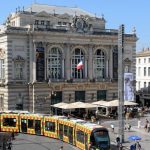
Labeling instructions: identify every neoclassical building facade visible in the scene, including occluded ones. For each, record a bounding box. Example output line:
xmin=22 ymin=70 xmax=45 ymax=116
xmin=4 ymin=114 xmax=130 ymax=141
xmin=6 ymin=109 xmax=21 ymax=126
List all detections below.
xmin=0 ymin=4 xmax=137 ymax=113
xmin=136 ymin=48 xmax=150 ymax=106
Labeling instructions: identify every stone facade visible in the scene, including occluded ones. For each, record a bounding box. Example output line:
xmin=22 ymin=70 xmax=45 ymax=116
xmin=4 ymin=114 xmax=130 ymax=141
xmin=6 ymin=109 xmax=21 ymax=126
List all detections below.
xmin=0 ymin=4 xmax=137 ymax=113
xmin=136 ymin=48 xmax=150 ymax=106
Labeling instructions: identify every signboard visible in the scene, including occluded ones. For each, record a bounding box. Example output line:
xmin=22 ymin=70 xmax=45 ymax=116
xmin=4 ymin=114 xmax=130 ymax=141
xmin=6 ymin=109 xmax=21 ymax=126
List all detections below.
xmin=36 ymin=47 xmax=45 ymax=81
xmin=124 ymin=73 xmax=134 ymax=101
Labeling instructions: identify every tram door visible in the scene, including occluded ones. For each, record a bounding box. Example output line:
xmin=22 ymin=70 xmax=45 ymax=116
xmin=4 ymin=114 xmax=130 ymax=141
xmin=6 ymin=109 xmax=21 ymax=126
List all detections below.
xmin=59 ymin=124 xmax=63 ymax=140
xmin=35 ymin=120 xmax=41 ymax=135
xmin=21 ymin=119 xmax=27 ymax=133
xmin=69 ymin=127 xmax=73 ymax=144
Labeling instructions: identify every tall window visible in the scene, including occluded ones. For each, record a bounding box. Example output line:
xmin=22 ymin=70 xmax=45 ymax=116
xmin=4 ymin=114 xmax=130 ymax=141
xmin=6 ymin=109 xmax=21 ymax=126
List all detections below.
xmin=47 ymin=47 xmax=62 ymax=79
xmin=148 ymin=82 xmax=150 ymax=92
xmin=138 ymin=59 xmax=141 ymax=64
xmin=144 ymin=82 xmax=147 ymax=88
xmin=138 ymin=82 xmax=141 ymax=90
xmin=35 ymin=20 xmax=39 ymax=25
xmin=0 ymin=59 xmax=5 ymax=79
xmin=138 ymin=67 xmax=141 ymax=76
xmin=94 ymin=49 xmax=105 ymax=79
xmin=71 ymin=48 xmax=84 ymax=79
xmin=144 ymin=58 xmax=146 ymax=63
xmin=148 ymin=67 xmax=150 ymax=76
xmin=15 ymin=62 xmax=24 ymax=79
xmin=75 ymin=91 xmax=85 ymax=102
xmin=97 ymin=90 xmax=107 ymax=100
xmin=14 ymin=56 xmax=25 ymax=80
xmin=144 ymin=67 xmax=146 ymax=76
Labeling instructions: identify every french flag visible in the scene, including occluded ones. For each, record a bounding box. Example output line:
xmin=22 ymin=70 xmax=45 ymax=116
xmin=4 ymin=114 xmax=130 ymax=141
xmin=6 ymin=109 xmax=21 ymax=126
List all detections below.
xmin=76 ymin=60 xmax=83 ymax=70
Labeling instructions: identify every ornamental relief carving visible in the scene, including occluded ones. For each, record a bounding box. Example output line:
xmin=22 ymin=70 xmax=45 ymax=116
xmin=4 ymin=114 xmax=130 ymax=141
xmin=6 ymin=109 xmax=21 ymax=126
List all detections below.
xmin=0 ymin=48 xmax=5 ymax=59
xmin=71 ymin=16 xmax=89 ymax=32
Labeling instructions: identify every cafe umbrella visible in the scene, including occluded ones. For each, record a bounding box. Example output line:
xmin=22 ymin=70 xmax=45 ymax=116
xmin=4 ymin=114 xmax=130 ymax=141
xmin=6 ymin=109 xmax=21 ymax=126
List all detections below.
xmin=128 ymin=135 xmax=141 ymax=141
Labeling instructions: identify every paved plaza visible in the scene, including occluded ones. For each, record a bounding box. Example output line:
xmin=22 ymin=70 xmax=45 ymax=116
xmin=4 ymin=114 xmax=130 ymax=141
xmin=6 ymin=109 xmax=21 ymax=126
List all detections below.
xmin=11 ymin=134 xmax=78 ymax=150
xmin=6 ymin=114 xmax=149 ymax=150
xmin=101 ymin=114 xmax=150 ymax=150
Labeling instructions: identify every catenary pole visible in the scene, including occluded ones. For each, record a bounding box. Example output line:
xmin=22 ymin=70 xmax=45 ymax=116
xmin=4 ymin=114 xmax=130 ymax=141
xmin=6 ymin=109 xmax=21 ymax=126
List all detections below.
xmin=118 ymin=24 xmax=124 ymax=143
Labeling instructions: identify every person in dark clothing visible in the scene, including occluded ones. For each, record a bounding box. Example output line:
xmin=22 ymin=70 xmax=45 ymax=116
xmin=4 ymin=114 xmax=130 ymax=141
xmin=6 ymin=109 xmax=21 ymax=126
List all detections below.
xmin=130 ymin=144 xmax=136 ymax=150
xmin=7 ymin=142 xmax=12 ymax=150
xmin=11 ymin=132 xmax=15 ymax=140
xmin=116 ymin=136 xmax=120 ymax=147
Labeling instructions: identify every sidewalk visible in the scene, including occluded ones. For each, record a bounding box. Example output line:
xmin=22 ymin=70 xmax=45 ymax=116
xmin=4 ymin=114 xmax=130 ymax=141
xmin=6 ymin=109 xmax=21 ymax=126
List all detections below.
xmin=109 ymin=126 xmax=150 ymax=150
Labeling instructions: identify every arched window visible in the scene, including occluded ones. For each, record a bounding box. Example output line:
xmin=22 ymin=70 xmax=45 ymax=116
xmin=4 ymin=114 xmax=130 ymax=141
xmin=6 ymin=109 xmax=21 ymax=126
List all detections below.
xmin=71 ymin=48 xmax=84 ymax=79
xmin=47 ymin=47 xmax=62 ymax=79
xmin=94 ymin=49 xmax=105 ymax=79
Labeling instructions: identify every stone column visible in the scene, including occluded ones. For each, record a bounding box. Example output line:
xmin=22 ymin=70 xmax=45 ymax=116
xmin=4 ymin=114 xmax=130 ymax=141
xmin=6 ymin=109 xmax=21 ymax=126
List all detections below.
xmin=109 ymin=48 xmax=113 ymax=79
xmin=85 ymin=57 xmax=88 ymax=78
xmin=43 ymin=42 xmax=47 ymax=80
xmin=106 ymin=59 xmax=109 ymax=78
xmin=88 ymin=45 xmax=93 ymax=80
xmin=33 ymin=42 xmax=37 ymax=82
xmin=62 ymin=54 xmax=65 ymax=78
xmin=65 ymin=44 xmax=71 ymax=80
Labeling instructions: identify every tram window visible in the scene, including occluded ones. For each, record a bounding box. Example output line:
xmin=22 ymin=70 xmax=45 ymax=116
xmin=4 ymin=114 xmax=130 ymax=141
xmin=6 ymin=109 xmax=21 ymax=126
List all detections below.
xmin=3 ymin=118 xmax=16 ymax=127
xmin=69 ymin=126 xmax=73 ymax=134
xmin=59 ymin=124 xmax=63 ymax=134
xmin=76 ymin=130 xmax=84 ymax=144
xmin=21 ymin=119 xmax=27 ymax=123
xmin=93 ymin=130 xmax=110 ymax=148
xmin=28 ymin=119 xmax=34 ymax=128
xmin=64 ymin=125 xmax=68 ymax=136
xmin=45 ymin=121 xmax=55 ymax=132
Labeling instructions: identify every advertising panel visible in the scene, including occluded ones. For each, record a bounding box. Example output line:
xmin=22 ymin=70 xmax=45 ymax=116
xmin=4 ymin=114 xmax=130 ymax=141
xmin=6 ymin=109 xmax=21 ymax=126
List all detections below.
xmin=124 ymin=73 xmax=134 ymax=101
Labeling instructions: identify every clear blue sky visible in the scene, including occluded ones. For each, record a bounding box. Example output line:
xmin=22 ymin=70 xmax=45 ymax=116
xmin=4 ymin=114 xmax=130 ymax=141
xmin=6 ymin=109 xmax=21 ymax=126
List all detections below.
xmin=1 ymin=0 xmax=150 ymax=51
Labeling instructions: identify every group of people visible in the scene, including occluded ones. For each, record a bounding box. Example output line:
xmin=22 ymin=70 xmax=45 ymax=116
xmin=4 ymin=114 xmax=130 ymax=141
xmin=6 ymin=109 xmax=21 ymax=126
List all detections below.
xmin=130 ymin=141 xmax=141 ymax=150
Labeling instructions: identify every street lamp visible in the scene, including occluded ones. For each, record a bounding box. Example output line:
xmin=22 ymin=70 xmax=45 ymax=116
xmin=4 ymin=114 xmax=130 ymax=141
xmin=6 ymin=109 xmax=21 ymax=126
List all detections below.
xmin=118 ymin=24 xmax=125 ymax=143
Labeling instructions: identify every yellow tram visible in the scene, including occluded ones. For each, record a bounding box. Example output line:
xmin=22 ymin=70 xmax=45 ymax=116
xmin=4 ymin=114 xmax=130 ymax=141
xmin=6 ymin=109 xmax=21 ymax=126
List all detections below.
xmin=19 ymin=113 xmax=43 ymax=135
xmin=0 ymin=113 xmax=19 ymax=133
xmin=0 ymin=112 xmax=111 ymax=150
xmin=43 ymin=115 xmax=63 ymax=139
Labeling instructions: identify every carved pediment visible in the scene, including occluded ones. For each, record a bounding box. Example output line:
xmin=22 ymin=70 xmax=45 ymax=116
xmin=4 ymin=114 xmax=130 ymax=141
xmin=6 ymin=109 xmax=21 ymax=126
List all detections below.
xmin=13 ymin=55 xmax=25 ymax=62
xmin=124 ymin=58 xmax=131 ymax=64
xmin=35 ymin=11 xmax=50 ymax=17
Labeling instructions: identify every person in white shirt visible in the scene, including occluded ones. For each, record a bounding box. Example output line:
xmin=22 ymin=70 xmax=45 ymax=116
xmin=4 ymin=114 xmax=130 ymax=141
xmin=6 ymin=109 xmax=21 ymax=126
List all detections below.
xmin=138 ymin=119 xmax=141 ymax=128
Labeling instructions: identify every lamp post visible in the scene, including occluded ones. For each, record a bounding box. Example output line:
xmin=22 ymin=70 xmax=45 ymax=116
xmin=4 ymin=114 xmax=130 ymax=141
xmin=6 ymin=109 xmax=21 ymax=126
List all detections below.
xmin=118 ymin=24 xmax=124 ymax=143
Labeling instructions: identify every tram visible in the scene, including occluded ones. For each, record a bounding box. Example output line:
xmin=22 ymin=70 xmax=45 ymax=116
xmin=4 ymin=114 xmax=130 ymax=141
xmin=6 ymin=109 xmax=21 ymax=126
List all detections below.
xmin=0 ymin=112 xmax=111 ymax=150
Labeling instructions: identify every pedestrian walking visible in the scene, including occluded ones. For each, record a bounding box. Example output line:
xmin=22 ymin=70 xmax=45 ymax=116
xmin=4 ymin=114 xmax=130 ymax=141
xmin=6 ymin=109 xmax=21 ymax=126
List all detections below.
xmin=7 ymin=142 xmax=12 ymax=150
xmin=116 ymin=136 xmax=120 ymax=147
xmin=138 ymin=118 xmax=141 ymax=128
xmin=127 ymin=123 xmax=131 ymax=131
xmin=11 ymin=131 xmax=15 ymax=140
xmin=147 ymin=121 xmax=150 ymax=132
xmin=144 ymin=119 xmax=149 ymax=131
xmin=110 ymin=124 xmax=114 ymax=132
xmin=119 ymin=143 xmax=123 ymax=150
xmin=136 ymin=142 xmax=141 ymax=150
